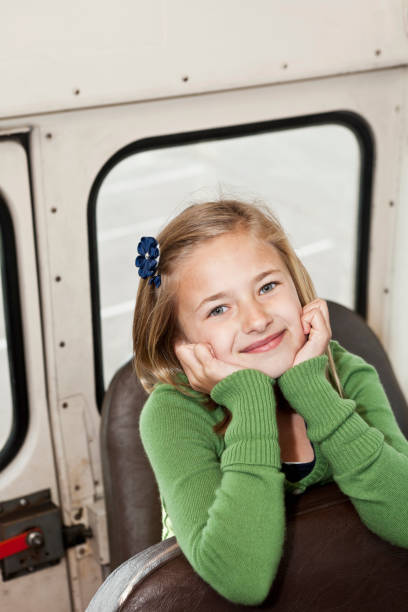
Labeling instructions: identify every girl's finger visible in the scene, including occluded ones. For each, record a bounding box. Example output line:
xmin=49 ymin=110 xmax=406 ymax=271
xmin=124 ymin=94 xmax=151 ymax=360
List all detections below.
xmin=193 ymin=343 xmax=215 ymax=367
xmin=316 ymin=300 xmax=331 ymax=333
xmin=303 ymin=298 xmax=329 ymax=318
xmin=175 ymin=342 xmax=202 ymax=371
xmin=303 ymin=299 xmax=332 ymax=335
xmin=174 ymin=339 xmax=187 ymax=357
xmin=174 ymin=345 xmax=206 ymax=391
xmin=174 ymin=341 xmax=188 ymax=362
xmin=301 ymin=307 xmax=330 ymax=334
xmin=303 ymin=313 xmax=331 ymax=343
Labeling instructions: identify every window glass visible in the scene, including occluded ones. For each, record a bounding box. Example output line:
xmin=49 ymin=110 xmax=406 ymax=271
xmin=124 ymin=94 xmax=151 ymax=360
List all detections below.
xmin=0 ymin=231 xmax=13 ymax=450
xmin=96 ymin=124 xmax=360 ymax=387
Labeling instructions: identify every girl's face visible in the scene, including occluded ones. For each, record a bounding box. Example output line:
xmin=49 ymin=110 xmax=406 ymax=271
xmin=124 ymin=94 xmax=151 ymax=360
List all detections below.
xmin=175 ymin=230 xmax=307 ymax=379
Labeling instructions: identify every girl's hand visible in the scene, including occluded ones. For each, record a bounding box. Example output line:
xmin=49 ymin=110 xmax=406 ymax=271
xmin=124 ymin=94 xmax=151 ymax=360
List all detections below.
xmin=174 ymin=341 xmax=244 ymax=395
xmin=292 ymin=298 xmax=332 ymax=367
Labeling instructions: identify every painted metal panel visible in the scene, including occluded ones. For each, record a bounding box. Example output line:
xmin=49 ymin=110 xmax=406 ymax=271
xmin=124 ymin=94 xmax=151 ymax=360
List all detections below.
xmin=1 ymin=1 xmax=408 ymax=118
xmin=0 ymin=141 xmax=71 ymax=611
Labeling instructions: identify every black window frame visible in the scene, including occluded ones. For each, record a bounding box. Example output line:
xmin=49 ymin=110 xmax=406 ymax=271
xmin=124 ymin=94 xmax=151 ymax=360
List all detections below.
xmin=0 ymin=194 xmax=29 ymax=470
xmin=88 ymin=110 xmax=375 ymax=408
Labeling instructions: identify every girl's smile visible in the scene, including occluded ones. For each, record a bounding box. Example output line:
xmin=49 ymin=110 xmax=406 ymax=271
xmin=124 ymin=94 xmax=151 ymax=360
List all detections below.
xmin=240 ymin=329 xmax=286 ymax=353
xmin=174 ymin=230 xmax=307 ymax=380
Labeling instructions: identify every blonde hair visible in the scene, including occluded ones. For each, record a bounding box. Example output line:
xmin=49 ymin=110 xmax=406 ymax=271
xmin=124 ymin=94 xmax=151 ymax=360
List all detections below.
xmin=133 ymin=199 xmax=344 ymax=435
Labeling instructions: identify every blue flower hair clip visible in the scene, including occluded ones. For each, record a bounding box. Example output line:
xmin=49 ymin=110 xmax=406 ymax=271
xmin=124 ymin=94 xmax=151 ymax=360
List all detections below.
xmin=135 ymin=236 xmax=161 ymax=288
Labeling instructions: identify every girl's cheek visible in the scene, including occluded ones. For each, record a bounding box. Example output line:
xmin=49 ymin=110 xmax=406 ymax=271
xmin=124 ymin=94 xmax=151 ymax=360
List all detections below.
xmin=216 ymin=337 xmax=234 ymax=361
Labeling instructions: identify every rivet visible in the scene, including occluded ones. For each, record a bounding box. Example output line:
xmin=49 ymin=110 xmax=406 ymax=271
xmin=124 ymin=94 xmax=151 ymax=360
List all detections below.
xmin=20 ymin=498 xmax=28 ymax=507
xmin=62 ymin=402 xmax=68 ymax=409
xmin=73 ymin=88 xmax=80 ymax=95
xmin=45 ymin=133 xmax=52 ymax=139
xmin=59 ymin=341 xmax=66 ymax=347
xmin=55 ymin=276 xmax=61 ymax=282
xmin=182 ymin=75 xmax=189 ymax=82
xmin=51 ymin=207 xmax=57 ymax=213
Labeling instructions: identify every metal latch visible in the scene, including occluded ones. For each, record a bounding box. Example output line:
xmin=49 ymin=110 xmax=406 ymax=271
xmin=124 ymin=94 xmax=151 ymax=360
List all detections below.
xmin=0 ymin=488 xmax=92 ymax=581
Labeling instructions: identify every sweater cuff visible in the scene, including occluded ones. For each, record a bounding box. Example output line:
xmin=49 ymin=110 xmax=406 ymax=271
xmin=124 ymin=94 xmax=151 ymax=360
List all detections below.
xmin=211 ymin=368 xmax=276 ymax=407
xmin=211 ymin=369 xmax=281 ymax=469
xmin=278 ymin=355 xmax=355 ymax=443
xmin=320 ymin=413 xmax=384 ymax=475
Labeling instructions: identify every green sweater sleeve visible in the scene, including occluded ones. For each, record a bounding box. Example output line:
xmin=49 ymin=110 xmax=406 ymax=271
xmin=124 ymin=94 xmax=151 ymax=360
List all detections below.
xmin=139 ymin=369 xmax=286 ymax=606
xmin=278 ymin=341 xmax=408 ymax=549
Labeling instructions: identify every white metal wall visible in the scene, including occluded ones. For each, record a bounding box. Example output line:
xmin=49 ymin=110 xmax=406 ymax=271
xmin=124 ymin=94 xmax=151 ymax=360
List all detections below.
xmin=0 ymin=1 xmax=408 ymax=118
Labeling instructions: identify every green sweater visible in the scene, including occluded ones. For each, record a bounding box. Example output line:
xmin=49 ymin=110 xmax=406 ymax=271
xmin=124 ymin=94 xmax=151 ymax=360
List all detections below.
xmin=139 ymin=340 xmax=408 ymax=605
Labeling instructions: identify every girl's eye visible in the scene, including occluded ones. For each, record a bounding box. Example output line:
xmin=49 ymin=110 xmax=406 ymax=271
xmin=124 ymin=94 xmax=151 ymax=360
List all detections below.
xmin=209 ymin=305 xmax=227 ymax=317
xmin=260 ymin=281 xmax=278 ymax=295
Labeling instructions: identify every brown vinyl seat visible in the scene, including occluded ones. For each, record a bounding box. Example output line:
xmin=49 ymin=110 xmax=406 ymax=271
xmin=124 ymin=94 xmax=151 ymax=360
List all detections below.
xmin=89 ymin=300 xmax=408 ymax=611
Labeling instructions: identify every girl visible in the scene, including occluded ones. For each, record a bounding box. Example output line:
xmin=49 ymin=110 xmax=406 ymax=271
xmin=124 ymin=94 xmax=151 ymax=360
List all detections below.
xmin=134 ymin=199 xmax=408 ymax=606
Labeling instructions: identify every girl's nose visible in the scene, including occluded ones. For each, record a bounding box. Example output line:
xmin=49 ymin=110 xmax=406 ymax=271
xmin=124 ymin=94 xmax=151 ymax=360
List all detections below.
xmin=241 ymin=300 xmax=272 ymax=334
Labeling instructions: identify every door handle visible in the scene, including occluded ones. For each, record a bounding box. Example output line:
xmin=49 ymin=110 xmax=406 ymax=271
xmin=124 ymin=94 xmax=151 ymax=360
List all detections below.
xmin=0 ymin=528 xmax=43 ymax=560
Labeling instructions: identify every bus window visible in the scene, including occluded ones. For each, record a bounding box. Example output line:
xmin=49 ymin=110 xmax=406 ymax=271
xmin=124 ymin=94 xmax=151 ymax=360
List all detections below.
xmin=0 ymin=231 xmax=12 ymax=451
xmin=0 ymin=196 xmax=29 ymax=468
xmin=94 ymin=120 xmax=362 ymax=396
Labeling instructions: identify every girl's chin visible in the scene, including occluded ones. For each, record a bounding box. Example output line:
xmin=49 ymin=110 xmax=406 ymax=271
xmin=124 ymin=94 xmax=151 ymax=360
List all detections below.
xmin=254 ymin=366 xmax=286 ymax=379
xmin=234 ymin=355 xmax=294 ymax=378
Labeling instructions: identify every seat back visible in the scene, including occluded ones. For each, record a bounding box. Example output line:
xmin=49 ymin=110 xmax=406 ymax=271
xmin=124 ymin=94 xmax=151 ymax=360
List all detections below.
xmin=101 ymin=300 xmax=408 ymax=569
xmin=100 ymin=362 xmax=154 ymax=568
xmin=88 ymin=483 xmax=408 ymax=611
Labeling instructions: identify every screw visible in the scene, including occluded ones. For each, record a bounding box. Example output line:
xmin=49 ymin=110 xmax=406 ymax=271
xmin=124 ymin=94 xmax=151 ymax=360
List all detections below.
xmin=62 ymin=402 xmax=68 ymax=409
xmin=46 ymin=133 xmax=52 ymax=139
xmin=59 ymin=341 xmax=65 ymax=347
xmin=182 ymin=75 xmax=189 ymax=82
xmin=55 ymin=276 xmax=61 ymax=282
xmin=375 ymin=49 xmax=381 ymax=56
xmin=20 ymin=498 xmax=28 ymax=507
xmin=26 ymin=531 xmax=44 ymax=549
xmin=389 ymin=200 xmax=394 ymax=207
xmin=73 ymin=88 xmax=80 ymax=95
xmin=384 ymin=288 xmax=389 ymax=294
xmin=282 ymin=63 xmax=288 ymax=69
xmin=51 ymin=207 xmax=57 ymax=213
